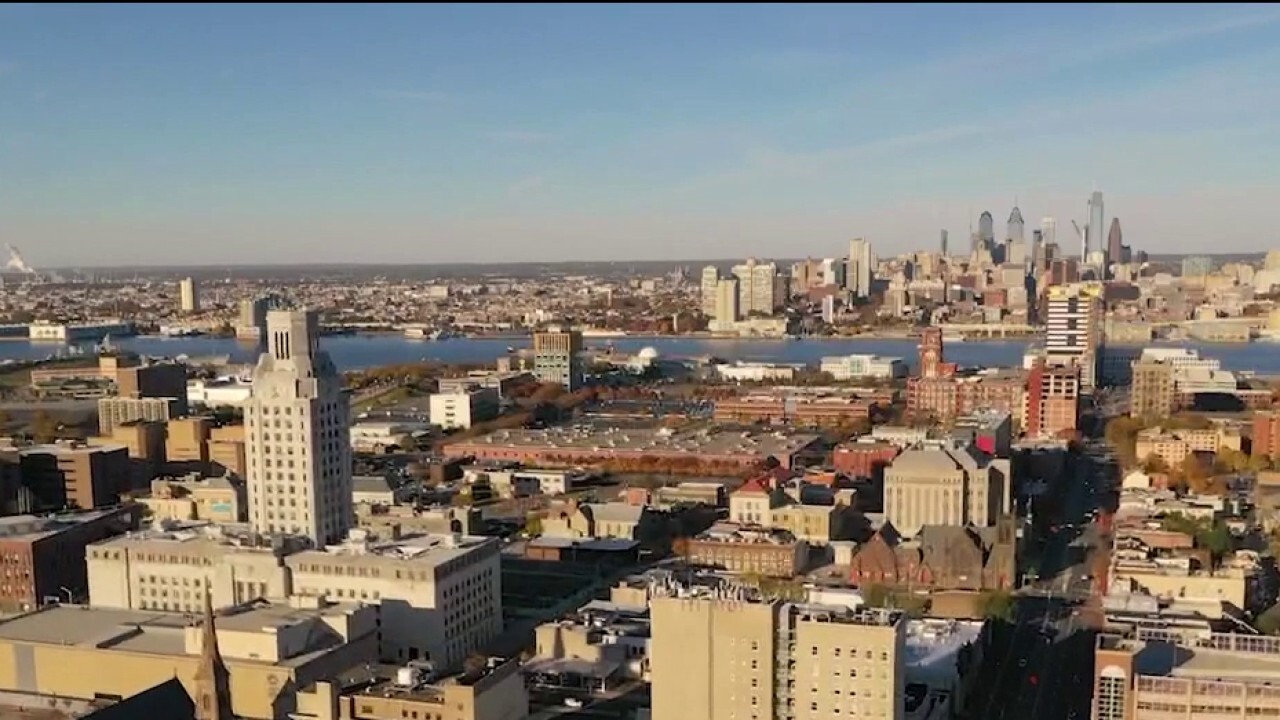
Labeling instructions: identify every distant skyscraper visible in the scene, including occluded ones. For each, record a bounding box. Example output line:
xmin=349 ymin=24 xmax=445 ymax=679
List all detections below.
xmin=1007 ymin=206 xmax=1025 ymax=243
xmin=732 ymin=258 xmax=782 ymax=315
xmin=246 ymin=309 xmax=351 ymax=546
xmin=821 ymin=294 xmax=836 ymax=324
xmin=1088 ymin=190 xmax=1105 ymax=256
xmin=847 ymin=238 xmax=873 ymax=299
xmin=940 ymin=229 xmax=948 ymax=256
xmin=1041 ymin=217 xmax=1057 ymax=247
xmin=978 ymin=212 xmax=995 ymax=249
xmin=1031 ymin=230 xmax=1044 ymax=270
xmin=699 ymin=266 xmax=719 ymax=316
xmin=714 ymin=277 xmax=740 ymax=324
xmin=1107 ymin=218 xmax=1128 ymax=265
xmin=179 ymin=277 xmax=200 ymax=314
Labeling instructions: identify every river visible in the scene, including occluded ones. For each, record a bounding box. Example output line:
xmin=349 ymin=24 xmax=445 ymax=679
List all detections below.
xmin=5 ymin=334 xmax=1280 ymax=375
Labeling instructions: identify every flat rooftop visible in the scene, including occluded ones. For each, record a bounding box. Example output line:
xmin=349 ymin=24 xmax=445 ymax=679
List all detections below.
xmin=0 ymin=508 xmax=127 ymax=541
xmin=455 ymin=425 xmax=821 ymax=456
xmin=0 ymin=602 xmax=358 ymax=668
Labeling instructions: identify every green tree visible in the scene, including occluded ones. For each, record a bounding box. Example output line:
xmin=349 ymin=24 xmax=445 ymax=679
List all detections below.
xmin=861 ymin=584 xmax=890 ymax=608
xmin=977 ymin=589 xmax=1015 ymax=621
xmin=32 ymin=410 xmax=59 ymax=443
xmin=524 ymin=512 xmax=544 ymax=537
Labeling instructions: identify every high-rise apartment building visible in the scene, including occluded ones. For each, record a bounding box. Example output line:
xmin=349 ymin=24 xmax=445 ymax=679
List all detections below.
xmin=1045 ymin=282 xmax=1104 ymax=391
xmin=235 ymin=294 xmax=285 ymax=341
xmin=1253 ymin=411 xmax=1280 ymax=461
xmin=533 ymin=326 xmax=584 ymax=391
xmin=940 ymin=229 xmax=948 ymax=256
xmin=1130 ymin=359 xmax=1176 ymax=420
xmin=699 ymin=265 xmax=719 ymax=316
xmin=651 ymin=589 xmax=906 ymax=720
xmin=847 ymin=238 xmax=873 ymax=299
xmin=179 ymin=277 xmax=200 ymax=313
xmin=731 ymin=258 xmax=782 ymax=314
xmin=713 ymin=277 xmax=740 ymax=325
xmin=245 ymin=309 xmax=352 ymax=546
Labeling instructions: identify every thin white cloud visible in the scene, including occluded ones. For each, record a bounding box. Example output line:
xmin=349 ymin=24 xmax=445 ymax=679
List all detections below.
xmin=482 ymin=129 xmax=559 ymax=145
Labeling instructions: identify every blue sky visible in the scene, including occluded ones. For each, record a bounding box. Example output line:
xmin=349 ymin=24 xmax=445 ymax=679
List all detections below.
xmin=1 ymin=4 xmax=1278 ymax=266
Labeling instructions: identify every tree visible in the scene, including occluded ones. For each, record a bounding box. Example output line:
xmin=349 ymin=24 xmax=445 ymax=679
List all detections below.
xmin=524 ymin=512 xmax=543 ymax=537
xmin=861 ymin=584 xmax=890 ymax=608
xmin=977 ymin=589 xmax=1015 ymax=621
xmin=32 ymin=410 xmax=59 ymax=444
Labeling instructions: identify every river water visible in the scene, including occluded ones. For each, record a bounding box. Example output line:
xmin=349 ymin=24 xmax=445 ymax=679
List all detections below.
xmin=4 ymin=335 xmax=1280 ymax=375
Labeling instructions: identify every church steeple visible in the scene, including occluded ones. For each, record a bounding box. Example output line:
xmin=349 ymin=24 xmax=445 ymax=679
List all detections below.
xmin=193 ymin=590 xmax=233 ymax=720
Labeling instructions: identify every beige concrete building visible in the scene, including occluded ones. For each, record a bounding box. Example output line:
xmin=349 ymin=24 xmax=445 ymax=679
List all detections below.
xmin=97 ymin=396 xmax=180 ymax=435
xmin=293 ymin=656 xmax=527 ymax=720
xmin=1093 ymin=628 xmax=1280 ymax=720
xmin=884 ymin=445 xmax=1006 ymax=537
xmin=429 ymin=388 xmax=499 ymax=430
xmin=208 ymin=423 xmax=247 ymax=478
xmin=355 ymin=503 xmax=481 ymax=537
xmin=650 ymin=589 xmax=905 ymax=720
xmin=179 ymin=276 xmax=199 ymax=313
xmin=167 ymin=416 xmax=211 ymax=465
xmin=96 ymin=419 xmax=167 ymax=484
xmin=14 ymin=440 xmax=131 ymax=511
xmin=1134 ymin=425 xmax=1243 ymax=468
xmin=246 ymin=310 xmax=353 ymax=546
xmin=137 ymin=474 xmax=245 ymax=523
xmin=286 ymin=531 xmax=502 ymax=668
xmin=0 ymin=598 xmax=377 ymax=720
xmin=86 ymin=524 xmax=502 ymax=669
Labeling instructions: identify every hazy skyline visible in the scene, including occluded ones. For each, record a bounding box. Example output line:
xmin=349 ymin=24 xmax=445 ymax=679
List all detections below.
xmin=1 ymin=4 xmax=1278 ymax=266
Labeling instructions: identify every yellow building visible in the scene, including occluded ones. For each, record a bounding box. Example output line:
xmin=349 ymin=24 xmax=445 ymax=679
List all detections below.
xmin=1134 ymin=425 xmax=1243 ymax=468
xmin=0 ymin=598 xmax=377 ymax=719
xmin=167 ymin=416 xmax=211 ymax=465
xmin=650 ymin=590 xmax=905 ymax=720
xmin=293 ymin=657 xmax=528 ymax=720
xmin=208 ymin=424 xmax=247 ymax=478
xmin=137 ymin=474 xmax=245 ymax=523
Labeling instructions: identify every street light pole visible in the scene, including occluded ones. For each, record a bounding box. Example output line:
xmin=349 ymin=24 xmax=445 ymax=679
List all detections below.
xmin=59 ymin=586 xmax=73 ymax=605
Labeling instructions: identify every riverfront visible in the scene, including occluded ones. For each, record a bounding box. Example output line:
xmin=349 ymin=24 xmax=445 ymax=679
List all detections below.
xmin=6 ymin=334 xmax=1280 ymax=375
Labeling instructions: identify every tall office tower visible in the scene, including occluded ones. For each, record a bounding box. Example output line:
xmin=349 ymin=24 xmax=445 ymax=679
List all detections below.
xmin=847 ymin=237 xmax=873 ymax=299
xmin=699 ymin=265 xmax=719 ymax=316
xmin=1041 ymin=216 xmax=1057 ymax=247
xmin=978 ymin=211 xmax=994 ymax=249
xmin=1107 ymin=218 xmax=1130 ymax=265
xmin=1031 ymin=230 xmax=1044 ymax=270
xmin=1088 ymin=190 xmax=1105 ymax=256
xmin=731 ymin=258 xmax=781 ymax=315
xmin=533 ymin=326 xmax=584 ymax=390
xmin=940 ymin=229 xmax=949 ymax=256
xmin=713 ymin=277 xmax=740 ymax=324
xmin=179 ymin=277 xmax=200 ymax=313
xmin=246 ymin=309 xmax=352 ymax=546
xmin=1007 ymin=206 xmax=1025 ymax=243
xmin=651 ymin=590 xmax=906 ymax=720
xmin=1045 ymin=282 xmax=1104 ymax=391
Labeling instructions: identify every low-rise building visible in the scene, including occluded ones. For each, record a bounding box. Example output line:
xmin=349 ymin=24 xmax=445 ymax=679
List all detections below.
xmin=136 ymin=474 xmax=244 ymax=523
xmin=11 ymin=440 xmax=131 ymax=511
xmin=0 ymin=507 xmax=139 ymax=611
xmin=429 ymin=388 xmax=500 ymax=430
xmin=684 ymin=523 xmax=806 ymax=577
xmin=1134 ymin=425 xmax=1242 ymax=468
xmin=0 ymin=598 xmax=377 ymax=720
xmin=350 ymin=420 xmax=431 ymax=453
xmin=819 ymin=353 xmax=908 ymax=380
xmin=97 ymin=396 xmax=180 ymax=435
xmin=294 ymin=656 xmax=528 ymax=720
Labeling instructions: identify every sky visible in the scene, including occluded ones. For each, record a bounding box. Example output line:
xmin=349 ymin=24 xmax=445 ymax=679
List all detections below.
xmin=1 ymin=3 xmax=1278 ymax=267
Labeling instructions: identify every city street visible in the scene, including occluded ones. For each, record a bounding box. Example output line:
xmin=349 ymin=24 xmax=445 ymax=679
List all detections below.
xmin=961 ymin=433 xmax=1111 ymax=720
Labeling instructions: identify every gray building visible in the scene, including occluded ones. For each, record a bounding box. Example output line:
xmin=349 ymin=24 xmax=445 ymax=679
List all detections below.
xmin=533 ymin=326 xmax=584 ymax=391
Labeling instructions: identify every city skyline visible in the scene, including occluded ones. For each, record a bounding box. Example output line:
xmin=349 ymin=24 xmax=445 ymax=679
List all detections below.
xmin=2 ymin=4 xmax=1279 ymax=266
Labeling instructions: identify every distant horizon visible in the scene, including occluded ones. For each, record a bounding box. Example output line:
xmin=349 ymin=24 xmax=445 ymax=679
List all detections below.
xmin=3 ymin=5 xmax=1279 ymax=265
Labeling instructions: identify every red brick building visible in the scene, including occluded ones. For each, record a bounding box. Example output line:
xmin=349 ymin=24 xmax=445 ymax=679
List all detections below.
xmin=831 ymin=442 xmax=900 ymax=480
xmin=906 ymin=328 xmax=1026 ymax=424
xmin=0 ymin=506 xmax=139 ymax=612
xmin=1254 ymin=411 xmax=1280 ymax=460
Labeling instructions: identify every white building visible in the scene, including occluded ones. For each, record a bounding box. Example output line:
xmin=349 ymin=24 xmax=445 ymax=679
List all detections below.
xmin=699 ymin=266 xmax=719 ymax=316
xmin=187 ymin=378 xmax=253 ymax=408
xmin=731 ymin=258 xmax=781 ymax=315
xmin=429 ymin=388 xmax=499 ymax=430
xmin=349 ymin=419 xmax=430 ymax=452
xmin=714 ymin=362 xmax=801 ymax=382
xmin=246 ymin=310 xmax=352 ymax=546
xmin=1044 ymin=282 xmax=1103 ymax=390
xmin=819 ymin=354 xmax=907 ymax=380
xmin=86 ymin=523 xmax=502 ymax=668
xmin=179 ymin=277 xmax=200 ymax=313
